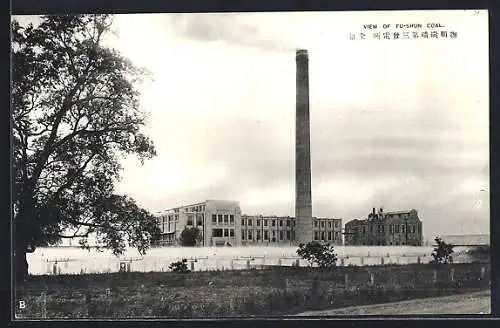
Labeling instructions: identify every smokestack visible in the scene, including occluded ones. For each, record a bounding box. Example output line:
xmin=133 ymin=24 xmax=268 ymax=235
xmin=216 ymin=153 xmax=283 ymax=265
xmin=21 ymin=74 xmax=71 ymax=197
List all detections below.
xmin=295 ymin=49 xmax=313 ymax=244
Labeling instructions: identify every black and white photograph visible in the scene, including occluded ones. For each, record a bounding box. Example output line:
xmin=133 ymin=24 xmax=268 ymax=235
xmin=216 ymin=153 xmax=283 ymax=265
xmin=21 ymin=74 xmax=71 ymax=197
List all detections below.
xmin=11 ymin=9 xmax=490 ymax=319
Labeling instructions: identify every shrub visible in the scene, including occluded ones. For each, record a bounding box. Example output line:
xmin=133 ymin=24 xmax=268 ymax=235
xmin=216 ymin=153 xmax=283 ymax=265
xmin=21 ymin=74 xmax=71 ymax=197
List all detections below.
xmin=431 ymin=237 xmax=454 ymax=265
xmin=179 ymin=227 xmax=201 ymax=246
xmin=169 ymin=259 xmax=190 ymax=273
xmin=297 ymin=241 xmax=338 ymax=268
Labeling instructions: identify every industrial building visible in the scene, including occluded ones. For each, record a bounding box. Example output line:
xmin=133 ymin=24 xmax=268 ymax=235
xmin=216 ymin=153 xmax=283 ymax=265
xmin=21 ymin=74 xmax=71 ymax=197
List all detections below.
xmin=240 ymin=215 xmax=342 ymax=246
xmin=344 ymin=207 xmax=423 ymax=246
xmin=155 ymin=200 xmax=242 ymax=247
xmin=154 ymin=200 xmax=342 ymax=247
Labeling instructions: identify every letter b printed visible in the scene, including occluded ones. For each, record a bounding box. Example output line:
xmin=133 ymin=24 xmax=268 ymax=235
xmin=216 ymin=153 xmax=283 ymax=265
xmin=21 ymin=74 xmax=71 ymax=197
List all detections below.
xmin=19 ymin=300 xmax=26 ymax=309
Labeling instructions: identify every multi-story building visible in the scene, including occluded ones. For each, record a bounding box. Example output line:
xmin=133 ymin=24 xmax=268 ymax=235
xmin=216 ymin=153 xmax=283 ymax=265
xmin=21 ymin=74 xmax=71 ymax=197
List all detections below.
xmin=156 ymin=200 xmax=242 ymax=247
xmin=241 ymin=215 xmax=343 ymax=246
xmin=344 ymin=207 xmax=423 ymax=246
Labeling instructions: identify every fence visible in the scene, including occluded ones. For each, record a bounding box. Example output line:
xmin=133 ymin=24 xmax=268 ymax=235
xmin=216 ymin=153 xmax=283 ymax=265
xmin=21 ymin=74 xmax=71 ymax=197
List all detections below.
xmin=31 ymin=251 xmax=487 ymax=276
xmin=15 ymin=263 xmax=491 ymax=319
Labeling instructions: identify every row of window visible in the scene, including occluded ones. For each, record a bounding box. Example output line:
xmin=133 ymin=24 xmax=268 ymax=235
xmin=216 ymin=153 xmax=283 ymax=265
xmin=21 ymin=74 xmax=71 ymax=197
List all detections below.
xmin=313 ymin=220 xmax=341 ymax=229
xmin=353 ymin=224 xmax=419 ymax=234
xmin=186 ymin=214 xmax=204 ymax=226
xmin=242 ymin=218 xmax=296 ymax=227
xmin=313 ymin=231 xmax=341 ymax=241
xmin=161 ymin=215 xmax=179 ymax=224
xmin=211 ymin=214 xmax=235 ymax=225
xmin=241 ymin=229 xmax=296 ymax=242
xmin=212 ymin=228 xmax=235 ymax=238
xmin=184 ymin=205 xmax=206 ymax=213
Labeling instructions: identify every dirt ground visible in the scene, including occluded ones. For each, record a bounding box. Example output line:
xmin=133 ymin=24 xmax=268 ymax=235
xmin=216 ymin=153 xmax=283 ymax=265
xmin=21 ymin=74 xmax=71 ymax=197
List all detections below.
xmin=296 ymin=289 xmax=491 ymax=315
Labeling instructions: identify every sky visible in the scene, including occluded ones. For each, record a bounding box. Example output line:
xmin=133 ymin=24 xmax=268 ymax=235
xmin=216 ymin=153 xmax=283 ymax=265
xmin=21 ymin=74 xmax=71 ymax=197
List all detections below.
xmin=13 ymin=10 xmax=490 ymax=241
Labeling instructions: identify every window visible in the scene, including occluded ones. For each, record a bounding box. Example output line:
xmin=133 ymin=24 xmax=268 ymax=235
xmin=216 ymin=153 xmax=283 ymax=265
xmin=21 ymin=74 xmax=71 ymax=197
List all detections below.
xmin=257 ymin=219 xmax=260 ymax=226
xmin=389 ymin=225 xmax=393 ymax=233
xmin=212 ymin=214 xmax=217 ymax=223
xmin=212 ymin=229 xmax=223 ymax=237
xmin=264 ymin=230 xmax=269 ymax=240
xmin=291 ymin=231 xmax=295 ymax=241
xmin=224 ymin=229 xmax=229 ymax=237
xmin=279 ymin=220 xmax=283 ymax=227
xmin=248 ymin=230 xmax=253 ymax=240
xmin=321 ymin=221 xmax=325 ymax=228
xmin=314 ymin=220 xmax=318 ymax=228
xmin=264 ymin=219 xmax=268 ymax=226
xmin=292 ymin=220 xmax=295 ymax=227
xmin=230 ymin=215 xmax=234 ymax=225
xmin=230 ymin=229 xmax=234 ymax=237
xmin=328 ymin=231 xmax=332 ymax=240
xmin=286 ymin=230 xmax=291 ymax=240
xmin=248 ymin=219 xmax=253 ymax=226
xmin=362 ymin=226 xmax=366 ymax=234
xmin=196 ymin=214 xmax=203 ymax=226
xmin=417 ymin=224 xmax=420 ymax=233
xmin=314 ymin=231 xmax=319 ymax=240
xmin=286 ymin=220 xmax=291 ymax=227
xmin=241 ymin=219 xmax=245 ymax=226
xmin=280 ymin=231 xmax=284 ymax=240
xmin=370 ymin=225 xmax=374 ymax=233
xmin=401 ymin=225 xmax=405 ymax=233
xmin=224 ymin=214 xmax=229 ymax=225
xmin=257 ymin=230 xmax=261 ymax=240
xmin=395 ymin=225 xmax=400 ymax=233
xmin=241 ymin=230 xmax=246 ymax=240
xmin=187 ymin=215 xmax=193 ymax=226
xmin=218 ymin=214 xmax=223 ymax=224
xmin=321 ymin=231 xmax=326 ymax=241
xmin=328 ymin=222 xmax=332 ymax=229
xmin=335 ymin=231 xmax=340 ymax=240
xmin=272 ymin=220 xmax=276 ymax=227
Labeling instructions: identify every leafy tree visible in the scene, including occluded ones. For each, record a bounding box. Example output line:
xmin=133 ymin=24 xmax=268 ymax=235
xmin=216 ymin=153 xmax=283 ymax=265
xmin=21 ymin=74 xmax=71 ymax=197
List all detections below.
xmin=296 ymin=241 xmax=338 ymax=268
xmin=179 ymin=227 xmax=200 ymax=247
xmin=431 ymin=237 xmax=454 ymax=265
xmin=11 ymin=14 xmax=161 ymax=284
xmin=169 ymin=259 xmax=190 ymax=273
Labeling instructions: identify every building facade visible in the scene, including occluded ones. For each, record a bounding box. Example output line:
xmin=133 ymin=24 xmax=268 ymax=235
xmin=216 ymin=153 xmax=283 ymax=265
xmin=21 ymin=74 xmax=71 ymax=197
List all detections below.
xmin=344 ymin=208 xmax=423 ymax=246
xmin=155 ymin=200 xmax=242 ymax=247
xmin=241 ymin=215 xmax=342 ymax=246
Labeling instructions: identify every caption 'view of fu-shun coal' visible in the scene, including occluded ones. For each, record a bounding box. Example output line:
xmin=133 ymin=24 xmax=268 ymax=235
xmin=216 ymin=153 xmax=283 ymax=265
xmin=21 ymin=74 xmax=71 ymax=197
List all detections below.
xmin=11 ymin=11 xmax=490 ymax=319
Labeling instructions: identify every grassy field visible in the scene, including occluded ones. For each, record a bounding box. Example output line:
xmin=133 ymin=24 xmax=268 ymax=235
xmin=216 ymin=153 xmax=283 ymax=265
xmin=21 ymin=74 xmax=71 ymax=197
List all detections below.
xmin=14 ymin=263 xmax=491 ymax=319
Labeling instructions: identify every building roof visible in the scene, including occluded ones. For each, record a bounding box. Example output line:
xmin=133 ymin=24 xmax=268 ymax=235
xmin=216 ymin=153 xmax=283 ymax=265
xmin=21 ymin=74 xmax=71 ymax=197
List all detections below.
xmin=438 ymin=234 xmax=490 ymax=246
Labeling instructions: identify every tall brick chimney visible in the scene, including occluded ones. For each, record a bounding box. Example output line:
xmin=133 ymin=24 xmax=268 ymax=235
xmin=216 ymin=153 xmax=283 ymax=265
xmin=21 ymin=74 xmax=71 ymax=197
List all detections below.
xmin=295 ymin=49 xmax=313 ymax=244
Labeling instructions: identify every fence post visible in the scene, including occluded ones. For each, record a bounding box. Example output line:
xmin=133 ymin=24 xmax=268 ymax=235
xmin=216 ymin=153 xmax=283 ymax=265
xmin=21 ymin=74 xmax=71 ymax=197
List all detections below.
xmin=40 ymin=292 xmax=47 ymax=319
xmin=246 ymin=260 xmax=250 ymax=269
xmin=380 ymin=257 xmax=384 ymax=265
xmin=278 ymin=259 xmax=282 ymax=266
xmin=370 ymin=272 xmax=374 ymax=286
xmin=230 ymin=259 xmax=234 ymax=270
xmin=344 ymin=273 xmax=349 ymax=289
xmin=450 ymin=268 xmax=455 ymax=283
xmin=433 ymin=269 xmax=437 ymax=284
xmin=417 ymin=256 xmax=421 ymax=264
xmin=360 ymin=257 xmax=364 ymax=266
xmin=191 ymin=262 xmax=195 ymax=272
xmin=480 ymin=267 xmax=485 ymax=280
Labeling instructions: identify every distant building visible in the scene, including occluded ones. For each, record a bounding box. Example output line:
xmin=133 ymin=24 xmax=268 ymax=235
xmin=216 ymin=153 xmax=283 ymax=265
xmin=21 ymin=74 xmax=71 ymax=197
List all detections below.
xmin=154 ymin=200 xmax=342 ymax=247
xmin=438 ymin=234 xmax=489 ymax=246
xmin=241 ymin=215 xmax=342 ymax=246
xmin=155 ymin=200 xmax=242 ymax=247
xmin=344 ymin=207 xmax=423 ymax=246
